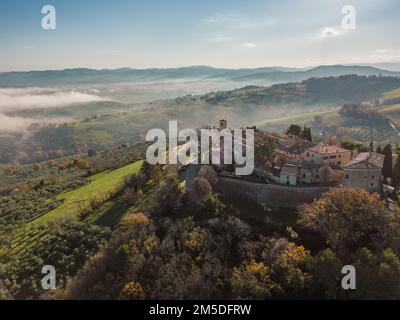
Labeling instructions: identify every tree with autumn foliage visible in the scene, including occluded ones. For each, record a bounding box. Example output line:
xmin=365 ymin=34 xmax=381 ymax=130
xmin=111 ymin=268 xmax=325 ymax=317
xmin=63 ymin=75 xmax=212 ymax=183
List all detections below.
xmin=119 ymin=282 xmax=146 ymax=300
xmin=197 ymin=165 xmax=218 ymax=188
xmin=231 ymin=260 xmax=280 ymax=299
xmin=298 ymin=188 xmax=400 ymax=256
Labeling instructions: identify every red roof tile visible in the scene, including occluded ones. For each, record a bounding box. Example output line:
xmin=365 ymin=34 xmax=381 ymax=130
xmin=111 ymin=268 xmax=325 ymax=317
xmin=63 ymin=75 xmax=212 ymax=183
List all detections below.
xmin=307 ymin=145 xmax=350 ymax=155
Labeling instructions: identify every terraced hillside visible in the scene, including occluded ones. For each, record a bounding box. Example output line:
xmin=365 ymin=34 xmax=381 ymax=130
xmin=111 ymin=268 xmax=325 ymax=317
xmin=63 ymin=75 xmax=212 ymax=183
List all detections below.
xmin=0 ymin=160 xmax=143 ymax=258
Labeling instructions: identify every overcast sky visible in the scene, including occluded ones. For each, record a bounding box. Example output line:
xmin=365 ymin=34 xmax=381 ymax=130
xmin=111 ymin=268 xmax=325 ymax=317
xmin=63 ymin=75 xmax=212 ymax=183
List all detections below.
xmin=1 ymin=0 xmax=399 ymax=71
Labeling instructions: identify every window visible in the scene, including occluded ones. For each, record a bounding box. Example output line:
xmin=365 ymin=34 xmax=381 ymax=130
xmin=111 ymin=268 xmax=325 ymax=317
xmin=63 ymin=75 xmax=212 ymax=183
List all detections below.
xmin=303 ymin=173 xmax=306 ymax=178
xmin=346 ymin=175 xmax=349 ymax=179
xmin=371 ymin=183 xmax=374 ymax=187
xmin=315 ymin=175 xmax=320 ymax=179
xmin=307 ymin=152 xmax=310 ymax=157
xmin=372 ymin=176 xmax=375 ymax=180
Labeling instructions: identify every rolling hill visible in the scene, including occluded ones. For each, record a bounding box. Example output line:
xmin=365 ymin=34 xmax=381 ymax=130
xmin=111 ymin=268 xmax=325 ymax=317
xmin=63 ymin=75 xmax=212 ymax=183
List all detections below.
xmin=1 ymin=65 xmax=400 ymax=87
xmin=2 ymin=74 xmax=400 ymax=165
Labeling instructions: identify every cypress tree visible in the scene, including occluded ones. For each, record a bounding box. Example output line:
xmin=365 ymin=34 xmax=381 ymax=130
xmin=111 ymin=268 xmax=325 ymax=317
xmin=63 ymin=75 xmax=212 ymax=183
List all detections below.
xmin=382 ymin=144 xmax=393 ymax=180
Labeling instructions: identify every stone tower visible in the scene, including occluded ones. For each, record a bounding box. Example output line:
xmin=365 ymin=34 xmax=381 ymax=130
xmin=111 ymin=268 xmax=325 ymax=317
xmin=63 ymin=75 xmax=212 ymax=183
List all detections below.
xmin=219 ymin=119 xmax=227 ymax=130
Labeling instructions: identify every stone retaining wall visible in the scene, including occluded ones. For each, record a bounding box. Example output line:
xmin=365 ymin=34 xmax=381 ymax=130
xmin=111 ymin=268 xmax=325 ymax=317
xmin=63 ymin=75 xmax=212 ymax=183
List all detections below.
xmin=218 ymin=176 xmax=330 ymax=208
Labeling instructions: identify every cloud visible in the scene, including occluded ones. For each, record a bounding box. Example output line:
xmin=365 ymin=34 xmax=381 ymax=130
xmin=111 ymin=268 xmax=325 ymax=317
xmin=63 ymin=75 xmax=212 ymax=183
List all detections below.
xmin=211 ymin=36 xmax=234 ymax=43
xmin=368 ymin=48 xmax=400 ymax=61
xmin=242 ymin=42 xmax=259 ymax=48
xmin=346 ymin=48 xmax=400 ymax=64
xmin=321 ymin=27 xmax=340 ymax=38
xmin=0 ymin=87 xmax=107 ymax=113
xmin=203 ymin=13 xmax=272 ymax=30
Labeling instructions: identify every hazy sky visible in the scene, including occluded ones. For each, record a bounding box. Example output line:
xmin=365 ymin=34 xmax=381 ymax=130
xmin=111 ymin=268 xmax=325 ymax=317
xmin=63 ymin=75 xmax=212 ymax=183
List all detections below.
xmin=1 ymin=0 xmax=399 ymax=71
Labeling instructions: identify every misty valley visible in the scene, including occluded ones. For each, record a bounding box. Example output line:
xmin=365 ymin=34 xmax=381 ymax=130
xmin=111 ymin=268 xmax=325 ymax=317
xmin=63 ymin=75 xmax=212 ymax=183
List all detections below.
xmin=1 ymin=68 xmax=400 ymax=165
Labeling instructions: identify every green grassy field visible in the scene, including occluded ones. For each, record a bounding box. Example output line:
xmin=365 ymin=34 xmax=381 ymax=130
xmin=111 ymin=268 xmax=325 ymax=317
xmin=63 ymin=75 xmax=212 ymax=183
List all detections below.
xmin=252 ymin=109 xmax=340 ymax=128
xmin=33 ymin=160 xmax=143 ymax=224
xmin=1 ymin=160 xmax=143 ymax=257
xmin=73 ymin=123 xmax=113 ymax=144
xmin=377 ymin=104 xmax=400 ymax=125
xmin=383 ymin=88 xmax=400 ymax=100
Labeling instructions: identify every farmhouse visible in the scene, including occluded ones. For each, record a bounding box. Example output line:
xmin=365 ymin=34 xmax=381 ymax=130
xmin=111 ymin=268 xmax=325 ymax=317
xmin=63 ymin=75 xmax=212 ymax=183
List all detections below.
xmin=304 ymin=145 xmax=352 ymax=168
xmin=343 ymin=152 xmax=384 ymax=193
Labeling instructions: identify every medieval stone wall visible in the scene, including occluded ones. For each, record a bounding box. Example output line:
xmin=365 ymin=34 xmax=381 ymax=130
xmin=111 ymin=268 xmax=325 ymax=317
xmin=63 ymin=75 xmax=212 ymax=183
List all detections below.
xmin=218 ymin=176 xmax=330 ymax=208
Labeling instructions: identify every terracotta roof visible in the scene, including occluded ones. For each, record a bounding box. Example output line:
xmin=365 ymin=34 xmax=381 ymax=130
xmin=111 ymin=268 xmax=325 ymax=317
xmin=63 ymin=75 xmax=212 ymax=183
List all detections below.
xmin=274 ymin=148 xmax=299 ymax=159
xmin=307 ymin=145 xmax=350 ymax=155
xmin=343 ymin=152 xmax=384 ymax=169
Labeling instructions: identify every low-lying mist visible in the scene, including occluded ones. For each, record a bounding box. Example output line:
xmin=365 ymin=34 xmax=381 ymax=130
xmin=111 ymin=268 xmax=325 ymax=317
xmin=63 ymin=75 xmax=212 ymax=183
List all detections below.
xmin=0 ymin=87 xmax=108 ymax=113
xmin=0 ymin=113 xmax=33 ymax=134
xmin=0 ymin=87 xmax=109 ymax=133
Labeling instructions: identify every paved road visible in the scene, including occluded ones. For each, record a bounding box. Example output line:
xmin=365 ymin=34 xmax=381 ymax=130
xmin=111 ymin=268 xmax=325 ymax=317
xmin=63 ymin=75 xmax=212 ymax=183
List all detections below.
xmin=180 ymin=164 xmax=200 ymax=191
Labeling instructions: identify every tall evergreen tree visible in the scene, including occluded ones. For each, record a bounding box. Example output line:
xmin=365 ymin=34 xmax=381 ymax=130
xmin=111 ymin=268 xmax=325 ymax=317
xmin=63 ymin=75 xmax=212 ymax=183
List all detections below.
xmin=302 ymin=126 xmax=313 ymax=142
xmin=392 ymin=155 xmax=400 ymax=189
xmin=382 ymin=144 xmax=393 ymax=180
xmin=286 ymin=124 xmax=301 ymax=137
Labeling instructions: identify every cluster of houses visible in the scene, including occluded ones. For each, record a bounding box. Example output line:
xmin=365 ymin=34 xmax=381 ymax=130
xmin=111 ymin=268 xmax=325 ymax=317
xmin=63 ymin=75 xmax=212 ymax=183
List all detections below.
xmin=210 ymin=120 xmax=386 ymax=193
xmin=272 ymin=134 xmax=385 ymax=192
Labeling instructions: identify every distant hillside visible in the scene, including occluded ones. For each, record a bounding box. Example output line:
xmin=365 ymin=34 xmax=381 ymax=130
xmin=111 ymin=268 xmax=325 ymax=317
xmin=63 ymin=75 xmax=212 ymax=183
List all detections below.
xmin=200 ymin=75 xmax=400 ymax=106
xmin=3 ymin=74 xmax=400 ymax=165
xmin=364 ymin=61 xmax=400 ymax=72
xmin=0 ymin=65 xmax=399 ymax=87
xmin=229 ymin=65 xmax=400 ymax=82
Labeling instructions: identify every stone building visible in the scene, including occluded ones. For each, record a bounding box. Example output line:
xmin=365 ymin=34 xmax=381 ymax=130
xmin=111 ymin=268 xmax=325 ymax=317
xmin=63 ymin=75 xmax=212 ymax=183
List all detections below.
xmin=280 ymin=163 xmax=298 ymax=186
xmin=273 ymin=148 xmax=300 ymax=167
xmin=298 ymin=161 xmax=328 ymax=185
xmin=304 ymin=145 xmax=352 ymax=168
xmin=279 ymin=159 xmax=340 ymax=186
xmin=219 ymin=119 xmax=227 ymax=130
xmin=343 ymin=152 xmax=384 ymax=193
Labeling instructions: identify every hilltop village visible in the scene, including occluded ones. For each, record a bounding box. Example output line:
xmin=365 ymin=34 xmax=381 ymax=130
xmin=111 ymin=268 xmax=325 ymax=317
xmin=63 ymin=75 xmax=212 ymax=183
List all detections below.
xmin=208 ymin=120 xmax=390 ymax=195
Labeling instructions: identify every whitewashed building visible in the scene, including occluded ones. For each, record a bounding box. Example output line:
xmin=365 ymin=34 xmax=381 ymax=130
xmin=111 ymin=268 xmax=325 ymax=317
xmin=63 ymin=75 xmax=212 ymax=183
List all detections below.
xmin=280 ymin=163 xmax=298 ymax=186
